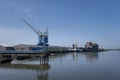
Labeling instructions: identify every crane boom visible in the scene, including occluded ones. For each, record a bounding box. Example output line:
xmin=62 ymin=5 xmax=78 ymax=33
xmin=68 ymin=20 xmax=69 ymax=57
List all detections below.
xmin=44 ymin=27 xmax=48 ymax=35
xmin=22 ymin=19 xmax=49 ymax=47
xmin=23 ymin=20 xmax=44 ymax=36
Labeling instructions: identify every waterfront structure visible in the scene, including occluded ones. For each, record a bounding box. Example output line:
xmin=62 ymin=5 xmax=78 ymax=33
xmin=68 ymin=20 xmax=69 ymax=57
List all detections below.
xmin=72 ymin=44 xmax=77 ymax=48
xmin=0 ymin=45 xmax=15 ymax=51
xmin=6 ymin=47 xmax=15 ymax=50
xmin=14 ymin=44 xmax=40 ymax=51
xmin=48 ymin=46 xmax=69 ymax=52
xmin=23 ymin=20 xmax=49 ymax=47
xmin=14 ymin=44 xmax=68 ymax=52
xmin=85 ymin=42 xmax=99 ymax=51
xmin=71 ymin=44 xmax=77 ymax=51
xmin=0 ymin=44 xmax=69 ymax=52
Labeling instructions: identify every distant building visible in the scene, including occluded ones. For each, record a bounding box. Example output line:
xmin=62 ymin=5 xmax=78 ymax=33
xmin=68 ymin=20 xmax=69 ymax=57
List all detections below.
xmin=0 ymin=45 xmax=6 ymax=51
xmin=72 ymin=44 xmax=77 ymax=48
xmin=14 ymin=44 xmax=40 ymax=51
xmin=14 ymin=44 xmax=68 ymax=52
xmin=0 ymin=45 xmax=15 ymax=51
xmin=85 ymin=42 xmax=99 ymax=51
xmin=92 ymin=43 xmax=99 ymax=50
xmin=6 ymin=47 xmax=15 ymax=50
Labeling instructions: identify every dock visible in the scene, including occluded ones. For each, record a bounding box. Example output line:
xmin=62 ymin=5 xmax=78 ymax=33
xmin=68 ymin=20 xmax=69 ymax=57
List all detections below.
xmin=0 ymin=50 xmax=50 ymax=64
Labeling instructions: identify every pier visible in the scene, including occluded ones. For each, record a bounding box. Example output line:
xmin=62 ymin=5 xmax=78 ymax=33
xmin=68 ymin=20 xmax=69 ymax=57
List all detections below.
xmin=0 ymin=50 xmax=50 ymax=64
xmin=0 ymin=44 xmax=104 ymax=64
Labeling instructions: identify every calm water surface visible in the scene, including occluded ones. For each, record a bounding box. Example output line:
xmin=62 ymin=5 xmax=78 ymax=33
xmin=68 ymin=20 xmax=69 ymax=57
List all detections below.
xmin=0 ymin=51 xmax=120 ymax=80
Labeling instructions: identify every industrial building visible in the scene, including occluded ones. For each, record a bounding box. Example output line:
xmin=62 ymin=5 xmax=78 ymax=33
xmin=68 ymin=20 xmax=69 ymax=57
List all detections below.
xmin=0 ymin=44 xmax=69 ymax=52
xmin=14 ymin=44 xmax=40 ymax=51
xmin=85 ymin=42 xmax=99 ymax=51
xmin=15 ymin=44 xmax=69 ymax=52
xmin=0 ymin=45 xmax=15 ymax=51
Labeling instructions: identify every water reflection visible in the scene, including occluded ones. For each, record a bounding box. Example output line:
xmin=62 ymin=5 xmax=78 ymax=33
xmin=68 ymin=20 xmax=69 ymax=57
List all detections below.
xmin=117 ymin=50 xmax=120 ymax=54
xmin=72 ymin=52 xmax=78 ymax=62
xmin=36 ymin=63 xmax=49 ymax=80
xmin=36 ymin=67 xmax=49 ymax=80
xmin=0 ymin=57 xmax=50 ymax=80
xmin=71 ymin=52 xmax=99 ymax=62
xmin=0 ymin=51 xmax=120 ymax=80
xmin=84 ymin=52 xmax=99 ymax=62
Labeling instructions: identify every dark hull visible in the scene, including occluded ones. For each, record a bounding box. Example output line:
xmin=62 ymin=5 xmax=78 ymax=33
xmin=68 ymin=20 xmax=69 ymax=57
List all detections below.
xmin=16 ymin=56 xmax=31 ymax=60
xmin=0 ymin=59 xmax=13 ymax=64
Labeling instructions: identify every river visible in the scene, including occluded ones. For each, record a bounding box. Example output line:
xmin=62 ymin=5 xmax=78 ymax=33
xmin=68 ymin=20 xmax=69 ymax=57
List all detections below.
xmin=0 ymin=51 xmax=120 ymax=80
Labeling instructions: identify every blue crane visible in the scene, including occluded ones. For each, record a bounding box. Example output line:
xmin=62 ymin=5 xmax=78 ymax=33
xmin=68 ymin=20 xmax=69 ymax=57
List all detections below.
xmin=23 ymin=20 xmax=49 ymax=47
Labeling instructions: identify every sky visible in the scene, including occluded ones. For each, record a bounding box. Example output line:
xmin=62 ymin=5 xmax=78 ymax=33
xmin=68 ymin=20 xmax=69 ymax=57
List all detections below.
xmin=0 ymin=0 xmax=120 ymax=48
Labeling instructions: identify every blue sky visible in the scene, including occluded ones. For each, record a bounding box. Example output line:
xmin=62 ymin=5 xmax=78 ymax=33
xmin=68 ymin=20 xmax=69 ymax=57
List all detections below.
xmin=0 ymin=0 xmax=120 ymax=48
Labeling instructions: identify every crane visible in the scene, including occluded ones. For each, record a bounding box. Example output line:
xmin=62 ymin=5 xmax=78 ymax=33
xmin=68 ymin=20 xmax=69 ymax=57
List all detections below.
xmin=23 ymin=20 xmax=49 ymax=47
